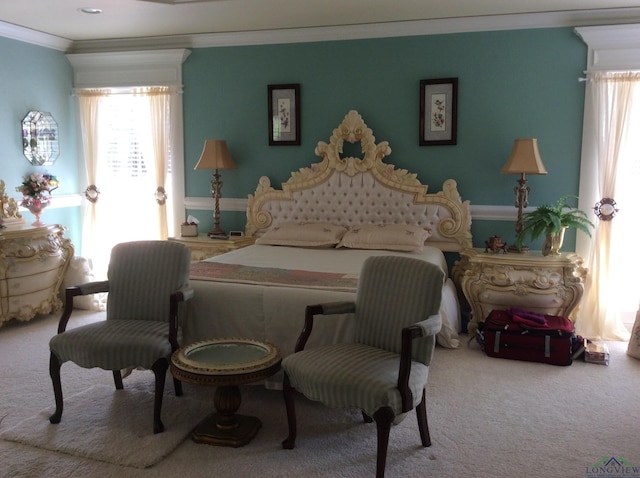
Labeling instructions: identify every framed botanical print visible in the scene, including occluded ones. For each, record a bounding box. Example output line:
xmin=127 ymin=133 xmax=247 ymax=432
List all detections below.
xmin=268 ymin=84 xmax=300 ymax=145
xmin=419 ymin=78 xmax=458 ymax=146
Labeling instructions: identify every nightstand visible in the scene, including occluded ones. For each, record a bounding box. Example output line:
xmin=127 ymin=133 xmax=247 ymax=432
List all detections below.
xmin=452 ymin=248 xmax=587 ymax=336
xmin=168 ymin=234 xmax=255 ymax=261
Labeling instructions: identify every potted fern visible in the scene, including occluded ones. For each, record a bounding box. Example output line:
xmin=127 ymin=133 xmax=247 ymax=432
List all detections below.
xmin=515 ymin=195 xmax=594 ymax=256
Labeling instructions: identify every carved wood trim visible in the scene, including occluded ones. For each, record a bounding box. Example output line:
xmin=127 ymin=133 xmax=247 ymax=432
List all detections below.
xmin=245 ymin=110 xmax=472 ymax=250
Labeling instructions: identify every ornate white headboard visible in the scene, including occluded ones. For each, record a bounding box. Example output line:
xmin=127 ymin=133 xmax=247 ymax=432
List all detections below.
xmin=245 ymin=110 xmax=472 ymax=252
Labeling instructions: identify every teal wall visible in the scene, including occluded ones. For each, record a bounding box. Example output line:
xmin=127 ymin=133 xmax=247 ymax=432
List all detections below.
xmin=183 ymin=27 xmax=587 ymax=249
xmin=0 ymin=36 xmax=81 ymax=247
xmin=1 ymin=26 xmax=587 ymax=252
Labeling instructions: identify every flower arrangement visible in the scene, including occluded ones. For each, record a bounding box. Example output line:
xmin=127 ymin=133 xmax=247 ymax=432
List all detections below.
xmin=16 ymin=173 xmax=59 ymax=209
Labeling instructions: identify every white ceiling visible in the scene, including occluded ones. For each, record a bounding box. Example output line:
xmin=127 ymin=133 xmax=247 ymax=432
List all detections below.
xmin=1 ymin=0 xmax=640 ymax=44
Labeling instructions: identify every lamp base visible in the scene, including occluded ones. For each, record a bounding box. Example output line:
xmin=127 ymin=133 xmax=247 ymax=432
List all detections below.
xmin=208 ymin=226 xmax=228 ymax=239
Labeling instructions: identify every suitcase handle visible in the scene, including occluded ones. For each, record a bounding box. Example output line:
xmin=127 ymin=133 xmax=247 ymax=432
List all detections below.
xmin=512 ymin=314 xmax=548 ymax=328
xmin=510 ymin=308 xmax=548 ymax=326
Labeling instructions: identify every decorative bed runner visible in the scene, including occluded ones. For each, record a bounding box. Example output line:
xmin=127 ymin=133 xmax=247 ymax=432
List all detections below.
xmin=190 ymin=262 xmax=358 ymax=292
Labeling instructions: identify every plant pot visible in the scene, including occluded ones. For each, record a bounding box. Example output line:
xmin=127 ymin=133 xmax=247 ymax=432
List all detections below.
xmin=542 ymin=227 xmax=566 ymax=256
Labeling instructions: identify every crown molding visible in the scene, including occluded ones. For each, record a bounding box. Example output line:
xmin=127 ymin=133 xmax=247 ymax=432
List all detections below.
xmin=66 ymin=48 xmax=191 ymax=88
xmin=70 ymin=9 xmax=640 ymax=53
xmin=4 ymin=8 xmax=640 ymax=53
xmin=0 ymin=21 xmax=71 ymax=51
xmin=576 ymin=23 xmax=640 ymax=71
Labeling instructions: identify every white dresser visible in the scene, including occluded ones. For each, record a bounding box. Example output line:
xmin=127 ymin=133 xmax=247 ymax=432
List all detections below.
xmin=0 ymin=224 xmax=74 ymax=326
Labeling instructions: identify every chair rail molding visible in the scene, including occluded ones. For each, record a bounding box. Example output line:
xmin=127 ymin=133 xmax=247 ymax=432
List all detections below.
xmin=184 ymin=197 xmax=515 ymax=222
xmin=184 ymin=197 xmax=248 ymax=212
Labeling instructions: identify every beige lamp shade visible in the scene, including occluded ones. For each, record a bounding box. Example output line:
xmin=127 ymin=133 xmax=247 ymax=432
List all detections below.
xmin=501 ymin=138 xmax=548 ymax=175
xmin=194 ymin=140 xmax=237 ymax=171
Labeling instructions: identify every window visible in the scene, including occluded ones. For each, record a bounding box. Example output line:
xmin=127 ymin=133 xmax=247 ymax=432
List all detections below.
xmin=575 ymin=26 xmax=640 ymax=339
xmin=77 ymin=88 xmax=178 ymax=278
xmin=67 ymin=49 xmax=190 ymax=278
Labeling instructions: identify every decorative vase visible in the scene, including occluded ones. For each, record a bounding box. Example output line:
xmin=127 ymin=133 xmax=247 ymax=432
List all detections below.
xmin=542 ymin=227 xmax=567 ymax=256
xmin=25 ymin=198 xmax=49 ymax=226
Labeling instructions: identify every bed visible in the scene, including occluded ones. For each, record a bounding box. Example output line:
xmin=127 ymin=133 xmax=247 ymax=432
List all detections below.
xmin=183 ymin=110 xmax=472 ymax=383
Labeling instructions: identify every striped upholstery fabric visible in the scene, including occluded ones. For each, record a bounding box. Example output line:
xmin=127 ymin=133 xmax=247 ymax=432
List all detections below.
xmin=50 ymin=319 xmax=175 ymax=370
xmin=283 ymin=343 xmax=428 ymax=416
xmin=282 ymin=255 xmax=444 ymax=418
xmin=106 ymin=241 xmax=191 ymax=323
xmin=50 ymin=241 xmax=191 ymax=370
xmin=353 ymin=255 xmax=444 ymax=364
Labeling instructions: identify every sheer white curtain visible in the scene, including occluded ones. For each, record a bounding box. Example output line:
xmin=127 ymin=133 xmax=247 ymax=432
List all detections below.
xmin=146 ymin=87 xmax=172 ymax=239
xmin=77 ymin=90 xmax=109 ymax=277
xmin=76 ymin=87 xmax=177 ymax=278
xmin=577 ymin=71 xmax=640 ymax=340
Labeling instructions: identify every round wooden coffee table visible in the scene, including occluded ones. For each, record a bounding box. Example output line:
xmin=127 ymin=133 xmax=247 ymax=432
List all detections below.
xmin=170 ymin=338 xmax=281 ymax=447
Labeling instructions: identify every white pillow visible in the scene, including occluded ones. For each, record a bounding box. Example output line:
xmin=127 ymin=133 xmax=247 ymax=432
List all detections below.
xmin=60 ymin=256 xmax=106 ymax=311
xmin=255 ymin=222 xmax=347 ymax=248
xmin=337 ymin=224 xmax=431 ymax=252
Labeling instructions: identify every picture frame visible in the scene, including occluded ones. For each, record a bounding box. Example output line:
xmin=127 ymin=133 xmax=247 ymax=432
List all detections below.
xmin=268 ymin=84 xmax=300 ymax=145
xmin=419 ymin=78 xmax=458 ymax=146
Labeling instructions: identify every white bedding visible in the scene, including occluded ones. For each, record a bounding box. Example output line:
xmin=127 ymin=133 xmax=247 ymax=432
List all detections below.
xmin=211 ymin=244 xmax=448 ymax=277
xmin=183 ymin=244 xmax=461 ymax=370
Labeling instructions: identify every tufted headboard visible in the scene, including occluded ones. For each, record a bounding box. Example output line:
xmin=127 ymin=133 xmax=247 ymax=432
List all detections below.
xmin=245 ymin=110 xmax=472 ymax=252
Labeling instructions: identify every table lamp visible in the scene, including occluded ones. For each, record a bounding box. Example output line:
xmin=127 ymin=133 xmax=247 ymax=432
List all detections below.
xmin=501 ymin=138 xmax=547 ymax=252
xmin=194 ymin=140 xmax=237 ymax=237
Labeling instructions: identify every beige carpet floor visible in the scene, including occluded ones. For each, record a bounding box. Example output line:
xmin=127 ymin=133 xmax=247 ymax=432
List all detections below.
xmin=1 ymin=311 xmax=639 ymax=478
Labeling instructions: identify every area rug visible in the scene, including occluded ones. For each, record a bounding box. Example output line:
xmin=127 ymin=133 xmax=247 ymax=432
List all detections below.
xmin=0 ymin=384 xmax=210 ymax=469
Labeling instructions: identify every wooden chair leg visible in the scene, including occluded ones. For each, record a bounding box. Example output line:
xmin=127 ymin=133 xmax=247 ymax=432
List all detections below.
xmin=416 ymin=389 xmax=431 ymax=447
xmin=373 ymin=407 xmax=394 ymax=478
xmin=281 ymin=373 xmax=297 ymax=449
xmin=49 ymin=352 xmax=64 ymax=424
xmin=151 ymin=359 xmax=168 ymax=434
xmin=113 ymin=370 xmax=124 ymax=390
xmin=362 ymin=411 xmax=373 ymax=423
xmin=173 ymin=376 xmax=183 ymax=397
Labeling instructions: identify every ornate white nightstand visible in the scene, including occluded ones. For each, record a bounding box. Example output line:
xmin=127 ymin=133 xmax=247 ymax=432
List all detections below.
xmin=168 ymin=234 xmax=255 ymax=261
xmin=452 ymin=248 xmax=587 ymax=336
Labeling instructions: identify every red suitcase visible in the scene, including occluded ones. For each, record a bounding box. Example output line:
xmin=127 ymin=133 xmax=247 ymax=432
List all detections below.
xmin=480 ymin=309 xmax=575 ymax=366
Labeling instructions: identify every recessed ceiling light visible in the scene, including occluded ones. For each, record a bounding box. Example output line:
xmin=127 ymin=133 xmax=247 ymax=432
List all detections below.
xmin=79 ymin=7 xmax=103 ymax=14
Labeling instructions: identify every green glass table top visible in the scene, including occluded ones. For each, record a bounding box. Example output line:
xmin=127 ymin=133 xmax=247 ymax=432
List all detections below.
xmin=186 ymin=342 xmax=269 ymax=366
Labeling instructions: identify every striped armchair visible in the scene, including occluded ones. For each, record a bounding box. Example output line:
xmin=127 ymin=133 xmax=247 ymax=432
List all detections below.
xmin=49 ymin=240 xmax=193 ymax=434
xmin=281 ymin=255 xmax=444 ymax=478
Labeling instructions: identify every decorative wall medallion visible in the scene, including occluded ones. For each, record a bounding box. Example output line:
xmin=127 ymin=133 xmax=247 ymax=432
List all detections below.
xmin=593 ymin=197 xmax=618 ymax=221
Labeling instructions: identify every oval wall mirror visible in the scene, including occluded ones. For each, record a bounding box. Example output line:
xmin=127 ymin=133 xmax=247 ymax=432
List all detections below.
xmin=22 ymin=111 xmax=60 ymax=166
